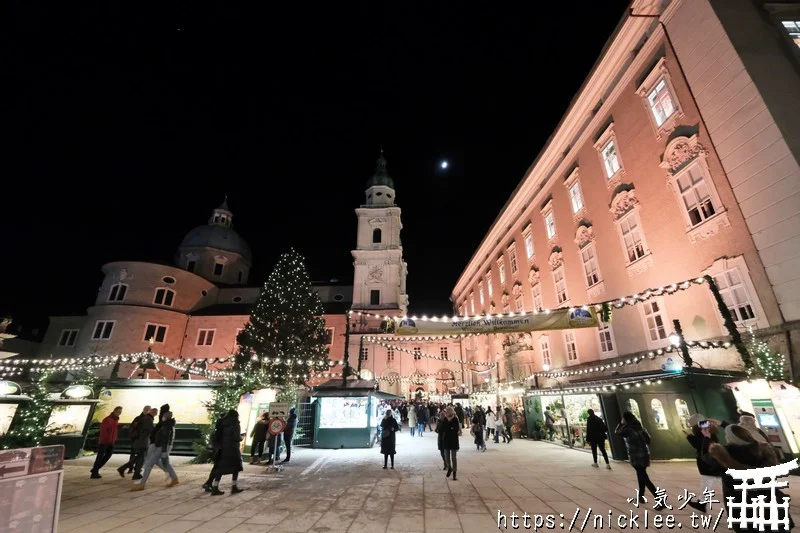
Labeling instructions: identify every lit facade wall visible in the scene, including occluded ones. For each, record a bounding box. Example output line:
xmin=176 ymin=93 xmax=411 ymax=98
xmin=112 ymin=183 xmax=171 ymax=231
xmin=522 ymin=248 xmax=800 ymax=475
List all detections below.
xmin=451 ymin=0 xmax=795 ymax=385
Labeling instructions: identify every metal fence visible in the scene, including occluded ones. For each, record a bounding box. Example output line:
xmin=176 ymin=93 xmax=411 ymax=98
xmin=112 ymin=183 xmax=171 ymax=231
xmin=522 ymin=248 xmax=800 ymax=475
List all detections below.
xmin=293 ymin=398 xmax=315 ymax=447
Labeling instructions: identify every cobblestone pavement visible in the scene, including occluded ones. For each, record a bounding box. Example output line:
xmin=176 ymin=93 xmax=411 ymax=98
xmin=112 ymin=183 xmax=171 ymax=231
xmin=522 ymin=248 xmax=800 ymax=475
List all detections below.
xmin=58 ymin=429 xmax=799 ymax=532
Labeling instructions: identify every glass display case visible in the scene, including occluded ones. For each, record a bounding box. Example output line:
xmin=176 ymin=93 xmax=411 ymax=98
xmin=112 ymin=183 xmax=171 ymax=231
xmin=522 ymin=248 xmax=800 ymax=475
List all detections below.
xmin=45 ymin=404 xmax=92 ymax=436
xmin=319 ymin=397 xmax=369 ymax=429
xmin=0 ymin=403 xmax=19 ymax=436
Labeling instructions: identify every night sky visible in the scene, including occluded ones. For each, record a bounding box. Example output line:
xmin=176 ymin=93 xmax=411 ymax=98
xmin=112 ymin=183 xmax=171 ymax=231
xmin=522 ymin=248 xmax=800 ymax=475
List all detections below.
xmin=2 ymin=1 xmax=631 ymax=333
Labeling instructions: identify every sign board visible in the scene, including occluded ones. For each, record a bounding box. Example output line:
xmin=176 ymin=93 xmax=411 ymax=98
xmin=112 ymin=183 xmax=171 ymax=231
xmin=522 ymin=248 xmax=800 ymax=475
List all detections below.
xmin=268 ymin=417 xmax=286 ymax=436
xmin=269 ymin=403 xmax=290 ymax=418
xmin=0 ymin=445 xmax=64 ymax=533
xmin=29 ymin=445 xmax=65 ymax=475
xmin=395 ymin=307 xmax=600 ymax=336
xmin=0 ymin=447 xmax=32 ymax=479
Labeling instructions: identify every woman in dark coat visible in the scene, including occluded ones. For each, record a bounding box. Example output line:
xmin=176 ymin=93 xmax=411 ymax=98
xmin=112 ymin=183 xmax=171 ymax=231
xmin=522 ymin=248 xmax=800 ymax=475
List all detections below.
xmin=586 ymin=409 xmax=611 ymax=469
xmin=209 ymin=409 xmax=244 ymax=496
xmin=282 ymin=407 xmax=298 ymax=463
xmin=380 ymin=409 xmax=399 ymax=469
xmin=440 ymin=406 xmax=462 ymax=481
xmin=615 ymin=411 xmax=661 ymax=507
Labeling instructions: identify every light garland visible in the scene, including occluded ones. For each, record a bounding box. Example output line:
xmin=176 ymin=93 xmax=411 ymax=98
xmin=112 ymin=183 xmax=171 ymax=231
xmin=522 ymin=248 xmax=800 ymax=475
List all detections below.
xmin=525 ymin=373 xmax=684 ymax=396
xmin=365 ymin=339 xmax=496 ymax=367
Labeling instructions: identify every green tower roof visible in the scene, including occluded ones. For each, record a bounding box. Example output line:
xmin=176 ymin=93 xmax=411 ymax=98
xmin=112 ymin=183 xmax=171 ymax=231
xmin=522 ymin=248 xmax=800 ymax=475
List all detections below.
xmin=366 ymin=151 xmax=394 ymax=189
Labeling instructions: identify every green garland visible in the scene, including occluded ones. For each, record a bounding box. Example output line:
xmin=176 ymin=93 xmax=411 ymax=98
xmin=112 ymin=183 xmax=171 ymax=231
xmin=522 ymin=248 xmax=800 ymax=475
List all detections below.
xmin=703 ymin=275 xmax=753 ymax=370
xmin=0 ymin=372 xmax=54 ymax=449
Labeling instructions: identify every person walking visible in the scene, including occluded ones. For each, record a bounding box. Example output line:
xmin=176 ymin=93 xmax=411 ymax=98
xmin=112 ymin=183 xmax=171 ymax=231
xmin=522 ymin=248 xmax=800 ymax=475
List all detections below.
xmin=504 ymin=406 xmax=514 ymax=442
xmin=454 ymin=403 xmax=465 ymax=429
xmin=494 ymin=409 xmax=506 ymax=443
xmin=249 ymin=412 xmax=268 ymax=464
xmin=282 ymin=407 xmax=297 ymax=463
xmin=485 ymin=407 xmax=496 ymax=441
xmin=471 ymin=409 xmax=486 ymax=451
xmin=380 ymin=409 xmax=399 ymax=469
xmin=615 ymin=411 xmax=662 ymax=508
xmin=586 ymin=409 xmax=611 ymax=469
xmin=544 ymin=407 xmax=556 ymax=441
xmin=441 ymin=407 xmax=462 ymax=480
xmin=408 ymin=404 xmax=417 ymax=437
xmin=118 ymin=405 xmax=154 ymax=480
xmin=131 ymin=411 xmax=179 ymax=490
xmin=90 ymin=406 xmax=122 ymax=479
xmin=208 ymin=409 xmax=245 ymax=495
xmin=416 ymin=404 xmax=427 ymax=437
xmin=435 ymin=415 xmax=448 ymax=470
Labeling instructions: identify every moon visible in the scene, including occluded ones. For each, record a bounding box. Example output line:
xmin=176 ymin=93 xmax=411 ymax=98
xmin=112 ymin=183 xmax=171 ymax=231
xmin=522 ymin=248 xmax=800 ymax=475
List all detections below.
xmin=440 ymin=160 xmax=449 ymax=169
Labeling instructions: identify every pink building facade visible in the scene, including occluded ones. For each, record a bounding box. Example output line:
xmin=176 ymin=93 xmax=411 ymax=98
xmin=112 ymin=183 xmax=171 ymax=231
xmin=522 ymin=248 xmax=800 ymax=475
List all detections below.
xmin=451 ymin=0 xmax=799 ymax=400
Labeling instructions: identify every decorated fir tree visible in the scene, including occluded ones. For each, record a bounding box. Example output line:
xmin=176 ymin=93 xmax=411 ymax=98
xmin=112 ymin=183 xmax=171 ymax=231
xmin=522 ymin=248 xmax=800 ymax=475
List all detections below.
xmin=746 ymin=331 xmax=787 ymax=381
xmin=0 ymin=372 xmax=53 ymax=449
xmin=235 ymin=248 xmax=331 ymax=387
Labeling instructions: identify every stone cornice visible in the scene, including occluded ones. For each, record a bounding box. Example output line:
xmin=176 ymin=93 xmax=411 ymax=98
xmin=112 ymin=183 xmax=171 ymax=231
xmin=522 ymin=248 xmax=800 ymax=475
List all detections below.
xmin=452 ymin=12 xmax=669 ymax=300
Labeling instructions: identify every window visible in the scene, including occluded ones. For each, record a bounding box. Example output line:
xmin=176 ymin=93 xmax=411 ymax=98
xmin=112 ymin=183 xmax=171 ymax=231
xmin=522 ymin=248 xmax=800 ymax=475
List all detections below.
xmin=508 ymin=244 xmax=518 ymax=274
xmin=154 ymin=288 xmax=175 ymax=307
xmin=58 ymin=329 xmax=78 ymax=347
xmin=627 ymin=399 xmax=641 ymax=420
xmin=540 ymin=336 xmax=551 ymax=367
xmin=675 ymin=399 xmax=691 ymax=431
xmin=197 ymin=329 xmax=215 ymax=346
xmin=91 ymin=320 xmax=114 ymax=340
xmin=237 ymin=271 xmax=243 ymax=283
xmin=580 ymin=244 xmax=601 ymax=287
xmin=675 ymin=163 xmax=718 ymax=227
xmin=478 ymin=282 xmax=484 ymax=305
xmin=144 ymin=324 xmax=167 ymax=343
xmin=553 ymin=267 xmax=568 ymax=305
xmin=782 ymin=20 xmax=800 ymax=47
xmin=648 ymin=79 xmax=676 ymax=127
xmin=713 ymin=268 xmax=756 ymax=325
xmin=323 ymin=328 xmax=334 ymax=345
xmin=636 ymin=58 xmax=682 ymax=137
xmin=162 ymin=276 xmax=176 ymax=284
xmin=370 ymin=290 xmax=380 ymax=306
xmin=515 ymin=295 xmax=524 ymax=312
xmin=642 ymin=298 xmax=668 ymax=343
xmin=531 ymin=283 xmax=543 ymax=311
xmin=618 ymin=210 xmax=648 ymax=263
xmin=602 ymin=143 xmax=622 ymax=180
xmin=213 ymin=262 xmax=224 ymax=276
xmin=544 ymin=211 xmax=556 ymax=240
xmin=497 ymin=257 xmax=506 ymax=284
xmin=372 ymin=228 xmax=382 ymax=243
xmin=524 ymin=230 xmax=535 ymax=259
xmin=186 ymin=260 xmax=196 ymax=273
xmin=108 ymin=283 xmax=127 ymax=302
xmin=470 ymin=293 xmax=475 ymax=314
xmin=387 ymin=347 xmax=395 ymax=362
xmin=360 ymin=347 xmax=368 ymax=361
xmin=440 ymin=347 xmax=448 ymax=359
xmin=564 ymin=331 xmax=578 ymax=362
xmin=593 ymin=124 xmax=625 ymax=188
xmin=413 ymin=347 xmax=421 ymax=360
xmin=598 ymin=321 xmax=615 ymax=355
xmin=486 ymin=271 xmax=494 ymax=296
xmin=568 ymin=182 xmax=584 ymax=213
xmin=650 ymin=399 xmax=669 ymax=430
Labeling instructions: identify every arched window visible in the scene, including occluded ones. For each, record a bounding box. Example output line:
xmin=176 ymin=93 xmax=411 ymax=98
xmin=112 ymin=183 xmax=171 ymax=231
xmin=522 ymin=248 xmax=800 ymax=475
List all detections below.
xmin=372 ymin=228 xmax=382 ymax=244
xmin=108 ymin=283 xmax=128 ymax=302
xmin=675 ymin=399 xmax=691 ymax=431
xmin=154 ymin=288 xmax=175 ymax=307
xmin=626 ymin=399 xmax=641 ymax=421
xmin=650 ymin=399 xmax=669 ymax=430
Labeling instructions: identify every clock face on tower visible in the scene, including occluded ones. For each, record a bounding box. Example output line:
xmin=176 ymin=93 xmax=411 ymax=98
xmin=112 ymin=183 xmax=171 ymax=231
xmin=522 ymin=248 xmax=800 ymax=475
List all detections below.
xmin=368 ymin=265 xmax=384 ymax=281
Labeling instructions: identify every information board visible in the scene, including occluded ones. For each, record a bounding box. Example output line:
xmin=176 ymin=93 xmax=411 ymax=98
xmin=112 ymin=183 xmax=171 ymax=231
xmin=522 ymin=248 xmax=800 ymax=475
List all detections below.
xmin=268 ymin=403 xmax=289 ymax=418
xmin=0 ymin=445 xmax=64 ymax=533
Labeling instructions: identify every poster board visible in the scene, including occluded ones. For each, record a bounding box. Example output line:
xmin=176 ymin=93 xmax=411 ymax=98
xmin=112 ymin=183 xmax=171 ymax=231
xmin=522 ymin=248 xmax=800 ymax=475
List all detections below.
xmin=94 ymin=386 xmax=214 ymax=424
xmin=0 ymin=445 xmax=64 ymax=532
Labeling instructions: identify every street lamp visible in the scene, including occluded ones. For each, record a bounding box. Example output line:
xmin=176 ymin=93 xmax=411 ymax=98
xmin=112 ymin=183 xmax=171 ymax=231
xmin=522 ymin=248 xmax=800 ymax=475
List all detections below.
xmin=668 ymin=331 xmax=681 ymax=348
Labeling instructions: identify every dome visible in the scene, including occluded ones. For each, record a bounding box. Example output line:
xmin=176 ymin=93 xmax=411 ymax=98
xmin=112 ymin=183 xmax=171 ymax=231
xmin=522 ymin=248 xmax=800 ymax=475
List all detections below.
xmin=366 ymin=151 xmax=394 ymax=189
xmin=179 ymin=224 xmax=252 ymax=262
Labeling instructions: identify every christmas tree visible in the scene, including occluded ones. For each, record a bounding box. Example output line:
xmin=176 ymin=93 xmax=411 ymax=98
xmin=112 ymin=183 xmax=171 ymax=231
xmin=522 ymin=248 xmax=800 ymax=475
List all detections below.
xmin=746 ymin=331 xmax=787 ymax=381
xmin=0 ymin=372 xmax=53 ymax=449
xmin=235 ymin=248 xmax=331 ymax=387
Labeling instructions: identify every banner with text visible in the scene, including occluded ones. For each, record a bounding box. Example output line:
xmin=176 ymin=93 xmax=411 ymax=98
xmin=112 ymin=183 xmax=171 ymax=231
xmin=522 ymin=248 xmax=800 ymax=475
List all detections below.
xmin=395 ymin=308 xmax=600 ymax=336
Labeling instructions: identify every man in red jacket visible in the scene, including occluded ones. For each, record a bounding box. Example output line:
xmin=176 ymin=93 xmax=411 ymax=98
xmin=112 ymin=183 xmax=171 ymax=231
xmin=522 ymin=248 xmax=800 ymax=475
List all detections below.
xmin=90 ymin=406 xmax=122 ymax=479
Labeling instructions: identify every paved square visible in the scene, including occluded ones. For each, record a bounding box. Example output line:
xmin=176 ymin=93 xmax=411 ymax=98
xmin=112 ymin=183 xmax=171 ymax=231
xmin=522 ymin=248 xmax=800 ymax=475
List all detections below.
xmin=58 ymin=430 xmax=799 ymax=532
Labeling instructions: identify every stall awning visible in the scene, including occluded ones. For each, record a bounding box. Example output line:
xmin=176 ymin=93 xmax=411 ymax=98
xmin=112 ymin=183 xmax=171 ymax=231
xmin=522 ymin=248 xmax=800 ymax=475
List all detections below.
xmin=310 ymin=378 xmax=402 ymax=401
xmin=527 ymin=368 xmax=745 ymax=395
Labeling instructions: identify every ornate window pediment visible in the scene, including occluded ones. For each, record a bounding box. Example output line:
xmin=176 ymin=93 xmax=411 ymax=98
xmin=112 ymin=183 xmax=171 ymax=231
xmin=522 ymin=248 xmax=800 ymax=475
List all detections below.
xmin=574 ymin=222 xmax=595 ymax=248
xmin=528 ymin=266 xmax=540 ymax=285
xmin=501 ymin=293 xmax=510 ymax=304
xmin=512 ymin=282 xmax=523 ymax=297
xmin=609 ymin=186 xmax=640 ymax=221
xmin=548 ymin=247 xmax=564 ymax=270
xmin=659 ymin=135 xmax=708 ymax=175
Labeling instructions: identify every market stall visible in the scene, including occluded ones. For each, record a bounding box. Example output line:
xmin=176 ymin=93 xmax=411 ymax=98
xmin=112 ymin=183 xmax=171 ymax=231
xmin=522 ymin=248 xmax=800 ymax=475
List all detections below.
xmin=310 ymin=379 xmax=402 ymax=449
xmin=41 ymin=385 xmax=100 ymax=459
xmin=0 ymin=381 xmax=29 ymax=438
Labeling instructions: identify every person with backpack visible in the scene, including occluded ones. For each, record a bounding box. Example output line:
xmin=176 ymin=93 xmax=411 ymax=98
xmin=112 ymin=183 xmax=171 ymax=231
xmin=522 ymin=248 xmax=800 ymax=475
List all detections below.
xmin=615 ymin=411 xmax=663 ymax=508
xmin=117 ymin=405 xmax=153 ymax=479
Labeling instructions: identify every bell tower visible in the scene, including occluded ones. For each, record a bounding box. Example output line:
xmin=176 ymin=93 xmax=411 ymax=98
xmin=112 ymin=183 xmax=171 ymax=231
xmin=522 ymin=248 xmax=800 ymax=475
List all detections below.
xmin=352 ymin=151 xmax=409 ymax=314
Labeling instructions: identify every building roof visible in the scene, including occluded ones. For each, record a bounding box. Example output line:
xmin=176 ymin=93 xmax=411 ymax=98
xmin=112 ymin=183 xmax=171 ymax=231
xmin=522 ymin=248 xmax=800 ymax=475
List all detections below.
xmin=179 ymin=224 xmax=252 ymax=262
xmin=366 ymin=151 xmax=394 ymax=189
